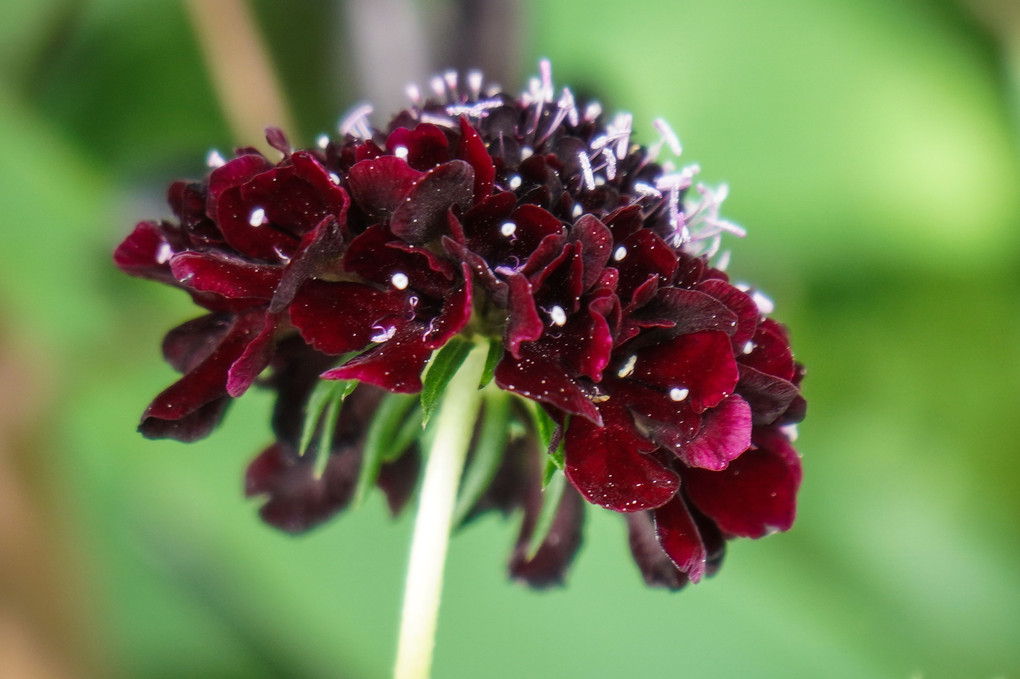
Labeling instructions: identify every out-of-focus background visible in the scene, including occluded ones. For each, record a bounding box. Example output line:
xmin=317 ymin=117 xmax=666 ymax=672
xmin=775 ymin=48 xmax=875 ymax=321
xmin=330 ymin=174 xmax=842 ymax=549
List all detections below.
xmin=2 ymin=0 xmax=1019 ymax=677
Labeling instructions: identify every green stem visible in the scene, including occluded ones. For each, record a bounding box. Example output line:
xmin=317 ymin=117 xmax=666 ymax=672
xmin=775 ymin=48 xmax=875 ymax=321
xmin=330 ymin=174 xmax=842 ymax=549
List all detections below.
xmin=393 ymin=340 xmax=488 ymax=679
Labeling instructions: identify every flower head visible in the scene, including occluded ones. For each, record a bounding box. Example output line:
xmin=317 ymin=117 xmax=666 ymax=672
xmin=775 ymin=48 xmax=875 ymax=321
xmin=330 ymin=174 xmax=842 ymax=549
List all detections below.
xmin=116 ymin=61 xmax=805 ymax=589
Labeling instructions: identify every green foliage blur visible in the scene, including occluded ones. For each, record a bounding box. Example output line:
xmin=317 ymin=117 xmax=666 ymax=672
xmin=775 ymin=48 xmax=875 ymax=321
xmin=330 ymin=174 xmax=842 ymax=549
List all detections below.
xmin=1 ymin=1 xmax=1018 ymax=677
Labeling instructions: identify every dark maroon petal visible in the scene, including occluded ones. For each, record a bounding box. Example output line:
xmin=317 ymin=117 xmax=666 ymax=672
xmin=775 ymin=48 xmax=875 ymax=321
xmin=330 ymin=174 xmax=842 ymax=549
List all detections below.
xmin=377 ymin=445 xmax=422 ymax=516
xmin=422 ymin=265 xmax=473 ymax=348
xmin=736 ymin=365 xmax=800 ymax=426
xmin=509 ymin=484 xmax=585 ymax=588
xmin=322 ymin=324 xmax=433 ymax=392
xmin=270 ymin=215 xmax=346 ymax=313
xmin=386 ymin=123 xmax=450 ymax=170
xmin=248 ymin=441 xmax=363 ymax=534
xmin=457 ymin=116 xmax=495 ymax=200
xmin=290 ymin=280 xmax=407 ymax=355
xmin=215 ymin=183 xmax=300 ymax=261
xmin=346 ymin=156 xmax=425 ymax=218
xmin=265 ymin=126 xmax=291 ymax=154
xmin=625 ymin=511 xmax=688 ymax=590
xmin=504 ymin=272 xmax=544 ymax=357
xmin=442 ymin=236 xmax=508 ymax=303
xmin=653 ymin=493 xmax=708 ymax=583
xmin=633 ymin=331 xmax=739 ymax=412
xmin=616 ymin=230 xmax=678 ymax=301
xmin=170 ymin=252 xmax=282 ymax=300
xmin=680 ymin=395 xmax=752 ymax=471
xmin=698 ymin=279 xmax=758 ymax=348
xmin=741 ymin=318 xmax=795 ymax=381
xmin=390 ymin=160 xmax=475 ymax=244
xmin=568 ymin=214 xmax=613 ymax=289
xmin=142 ymin=310 xmax=265 ymax=425
xmin=563 ymin=403 xmax=678 ymax=512
xmin=162 ymin=314 xmax=231 ymax=373
xmin=139 ymin=396 xmax=231 ymax=442
xmin=611 ymin=378 xmax=701 ymax=455
xmin=494 ymin=350 xmax=601 ymax=424
xmin=207 ymin=153 xmax=272 ymax=202
xmin=684 ymin=427 xmax=802 ymax=538
xmin=113 ymin=221 xmax=179 ymax=283
xmin=638 ymin=288 xmax=739 ymax=338
xmin=604 ymin=203 xmax=644 ymax=241
xmin=225 ymin=313 xmax=280 ymax=397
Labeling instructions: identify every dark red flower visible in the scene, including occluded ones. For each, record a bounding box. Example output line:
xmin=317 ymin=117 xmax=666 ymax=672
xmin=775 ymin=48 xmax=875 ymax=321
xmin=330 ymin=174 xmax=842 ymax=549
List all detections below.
xmin=116 ymin=62 xmax=806 ymax=589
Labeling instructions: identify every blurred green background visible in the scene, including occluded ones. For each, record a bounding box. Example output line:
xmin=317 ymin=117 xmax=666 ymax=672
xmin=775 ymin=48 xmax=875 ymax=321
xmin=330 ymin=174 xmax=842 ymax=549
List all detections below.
xmin=2 ymin=0 xmax=1019 ymax=677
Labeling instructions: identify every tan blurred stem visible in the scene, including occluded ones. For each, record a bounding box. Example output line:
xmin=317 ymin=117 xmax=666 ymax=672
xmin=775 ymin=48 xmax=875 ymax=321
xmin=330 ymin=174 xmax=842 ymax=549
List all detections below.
xmin=393 ymin=342 xmax=488 ymax=679
xmin=184 ymin=0 xmax=296 ymax=149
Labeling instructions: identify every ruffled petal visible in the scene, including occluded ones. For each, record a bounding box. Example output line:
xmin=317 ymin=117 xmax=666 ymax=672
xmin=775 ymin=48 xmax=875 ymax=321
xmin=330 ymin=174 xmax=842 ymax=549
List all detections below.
xmin=632 ymin=330 xmax=739 ymax=412
xmin=290 ymin=280 xmax=407 ymax=355
xmin=652 ymin=493 xmax=708 ymax=583
xmin=494 ymin=349 xmax=601 ymax=424
xmin=684 ymin=426 xmax=802 ymax=538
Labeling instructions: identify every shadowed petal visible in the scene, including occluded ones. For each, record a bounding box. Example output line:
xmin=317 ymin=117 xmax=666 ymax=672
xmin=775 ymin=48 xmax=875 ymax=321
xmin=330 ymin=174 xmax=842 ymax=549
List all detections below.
xmin=653 ymin=493 xmax=708 ymax=583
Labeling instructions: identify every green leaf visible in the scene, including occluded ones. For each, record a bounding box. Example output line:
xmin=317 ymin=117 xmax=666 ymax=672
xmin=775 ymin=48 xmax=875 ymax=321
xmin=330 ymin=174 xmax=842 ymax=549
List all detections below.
xmin=452 ymin=390 xmax=511 ymax=527
xmin=478 ymin=337 xmax=502 ymax=388
xmin=527 ymin=468 xmax=566 ymax=560
xmin=533 ymin=408 xmax=568 ymax=488
xmin=298 ymin=379 xmax=356 ymax=458
xmin=420 ymin=337 xmax=473 ymax=427
xmin=354 ymin=392 xmax=420 ymax=507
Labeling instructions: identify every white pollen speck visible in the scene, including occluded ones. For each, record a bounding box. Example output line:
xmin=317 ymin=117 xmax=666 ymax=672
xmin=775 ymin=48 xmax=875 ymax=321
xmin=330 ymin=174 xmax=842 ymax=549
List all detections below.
xmin=669 ymin=387 xmax=690 ymax=402
xmin=316 ymin=134 xmax=330 ymax=149
xmin=248 ymin=207 xmax=267 ymax=227
xmin=742 ymin=341 xmax=755 ymax=355
xmin=206 ymin=150 xmax=226 ymax=168
xmin=329 ymin=172 xmax=341 ymax=185
xmin=371 ymin=325 xmax=396 ymax=343
xmin=549 ymin=305 xmax=567 ymax=327
xmin=613 ymin=245 xmax=628 ymax=261
xmin=509 ymin=175 xmax=522 ymax=190
xmin=617 ymin=354 xmax=637 ymax=378
xmin=521 ymin=146 xmax=534 ymax=160
xmin=572 ymin=204 xmax=583 ymax=218
xmin=156 ymin=242 xmax=173 ymax=265
xmin=391 ymin=272 xmax=409 ymax=290
xmin=500 ymin=221 xmax=516 ymax=237
xmin=394 ymin=146 xmax=409 ymax=159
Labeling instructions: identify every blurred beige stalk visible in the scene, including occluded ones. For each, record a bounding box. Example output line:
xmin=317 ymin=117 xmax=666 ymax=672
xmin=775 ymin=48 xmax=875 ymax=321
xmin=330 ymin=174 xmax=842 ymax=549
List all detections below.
xmin=184 ymin=0 xmax=296 ymax=149
xmin=0 ymin=329 xmax=100 ymax=679
xmin=963 ymin=0 xmax=1020 ymax=152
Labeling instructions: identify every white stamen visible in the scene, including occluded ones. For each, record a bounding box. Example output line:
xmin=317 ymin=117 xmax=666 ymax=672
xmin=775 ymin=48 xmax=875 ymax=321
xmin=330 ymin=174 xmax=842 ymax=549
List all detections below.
xmin=549 ymin=305 xmax=567 ymax=326
xmin=603 ymin=151 xmax=617 ymax=180
xmin=752 ymin=291 xmax=775 ymax=314
xmin=617 ymin=354 xmax=637 ymax=378
xmin=316 ymin=134 xmax=330 ymax=149
xmin=583 ymin=102 xmax=602 ymax=122
xmin=572 ymin=204 xmax=583 ymax=218
xmin=467 ymin=70 xmax=483 ymax=98
xmin=206 ymin=150 xmax=226 ymax=168
xmin=394 ymin=146 xmax=409 ymax=159
xmin=715 ymin=250 xmax=731 ymax=271
xmin=419 ymin=113 xmax=454 ymax=127
xmin=613 ymin=245 xmax=628 ymax=261
xmin=443 ymin=69 xmax=458 ymax=94
xmin=539 ymin=59 xmax=554 ymax=102
xmin=520 ymin=146 xmax=534 ymax=160
xmin=391 ymin=272 xmax=410 ymax=290
xmin=500 ymin=221 xmax=517 ymax=237
xmin=339 ymin=103 xmax=373 ymax=138
xmin=508 ymin=175 xmax=522 ymax=190
xmin=653 ymin=118 xmax=682 ymax=156
xmin=371 ymin=325 xmax=396 ymax=343
xmin=669 ymin=387 xmax=690 ymax=402
xmin=430 ymin=76 xmax=446 ymax=98
xmin=156 ymin=242 xmax=173 ymax=265
xmin=248 ymin=207 xmax=267 ymax=227
xmin=578 ymin=151 xmax=595 ymax=190
xmin=406 ymin=83 xmax=421 ymax=104
xmin=742 ymin=341 xmax=755 ymax=355
xmin=633 ymin=182 xmax=662 ymax=199
xmin=780 ymin=424 xmax=799 ymax=442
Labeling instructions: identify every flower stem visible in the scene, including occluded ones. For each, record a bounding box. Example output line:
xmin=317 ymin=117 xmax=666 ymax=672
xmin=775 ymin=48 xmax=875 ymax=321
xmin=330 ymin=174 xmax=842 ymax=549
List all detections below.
xmin=393 ymin=340 xmax=488 ymax=679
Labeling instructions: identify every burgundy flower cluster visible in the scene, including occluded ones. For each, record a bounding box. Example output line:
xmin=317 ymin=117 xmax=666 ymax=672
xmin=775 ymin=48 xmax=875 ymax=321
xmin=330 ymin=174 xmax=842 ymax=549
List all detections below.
xmin=116 ymin=63 xmax=805 ymax=589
